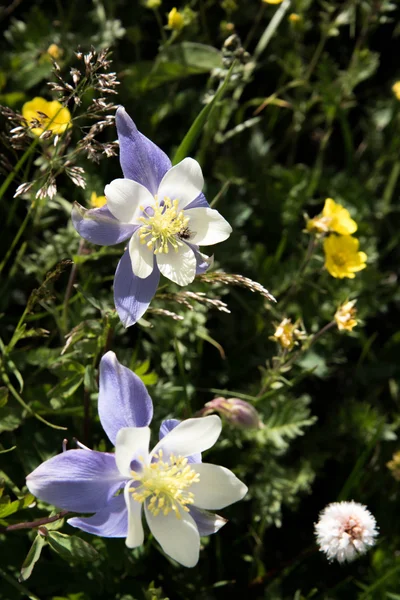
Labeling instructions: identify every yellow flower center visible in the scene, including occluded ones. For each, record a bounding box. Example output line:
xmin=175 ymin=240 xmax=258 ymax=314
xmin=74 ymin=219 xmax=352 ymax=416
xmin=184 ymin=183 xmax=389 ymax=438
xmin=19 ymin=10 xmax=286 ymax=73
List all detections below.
xmin=139 ymin=197 xmax=190 ymax=254
xmin=332 ymin=251 xmax=347 ymax=267
xmin=130 ymin=451 xmax=200 ymax=518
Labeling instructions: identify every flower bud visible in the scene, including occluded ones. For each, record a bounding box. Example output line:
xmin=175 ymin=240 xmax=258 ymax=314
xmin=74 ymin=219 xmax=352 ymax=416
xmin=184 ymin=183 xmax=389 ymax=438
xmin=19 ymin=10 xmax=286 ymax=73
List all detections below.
xmin=198 ymin=397 xmax=263 ymax=429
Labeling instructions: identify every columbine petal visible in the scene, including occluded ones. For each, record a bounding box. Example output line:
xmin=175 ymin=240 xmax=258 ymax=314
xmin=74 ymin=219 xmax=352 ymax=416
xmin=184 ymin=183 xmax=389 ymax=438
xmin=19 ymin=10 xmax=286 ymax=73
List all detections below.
xmin=189 ymin=506 xmax=227 ymax=536
xmin=124 ymin=481 xmax=144 ymax=548
xmin=157 ymin=158 xmax=204 ymax=211
xmin=26 ymin=450 xmax=124 ymax=512
xmin=105 ymin=178 xmax=153 ymax=225
xmin=152 ymin=416 xmax=222 ymax=459
xmin=145 ymin=504 xmax=200 ymax=567
xmin=115 ymin=427 xmax=151 ymax=477
xmin=191 ymin=246 xmax=213 ymax=275
xmin=185 ymin=192 xmax=210 ymax=210
xmin=190 ymin=463 xmax=248 ymax=510
xmin=186 ymin=207 xmax=232 ymax=246
xmin=113 ymin=248 xmax=160 ymax=327
xmin=116 ymin=107 xmax=171 ymax=196
xmin=98 ymin=352 xmax=153 ymax=445
xmin=129 ymin=229 xmax=154 ymax=278
xmin=158 ymin=419 xmax=201 ymax=464
xmin=68 ymin=494 xmax=127 ymax=538
xmin=156 ymin=243 xmax=196 ymax=286
xmin=71 ymin=203 xmax=135 ymax=246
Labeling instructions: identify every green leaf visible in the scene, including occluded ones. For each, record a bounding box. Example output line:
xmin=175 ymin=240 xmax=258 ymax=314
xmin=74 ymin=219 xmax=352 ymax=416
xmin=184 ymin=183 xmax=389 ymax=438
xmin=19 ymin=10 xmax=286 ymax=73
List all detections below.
xmin=172 ymin=61 xmax=235 ymax=165
xmin=126 ymin=43 xmax=221 ymax=93
xmin=159 ymin=42 xmax=221 ymax=72
xmin=47 ymin=531 xmax=100 ymax=564
xmin=0 ymin=402 xmax=23 ymax=433
xmin=19 ymin=534 xmax=46 ymax=582
xmin=0 ymin=493 xmax=35 ymax=518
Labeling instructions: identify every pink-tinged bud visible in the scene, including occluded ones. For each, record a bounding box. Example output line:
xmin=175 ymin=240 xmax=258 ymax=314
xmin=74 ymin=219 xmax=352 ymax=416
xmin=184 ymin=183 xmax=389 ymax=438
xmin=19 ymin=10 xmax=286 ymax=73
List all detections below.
xmin=198 ymin=397 xmax=263 ymax=430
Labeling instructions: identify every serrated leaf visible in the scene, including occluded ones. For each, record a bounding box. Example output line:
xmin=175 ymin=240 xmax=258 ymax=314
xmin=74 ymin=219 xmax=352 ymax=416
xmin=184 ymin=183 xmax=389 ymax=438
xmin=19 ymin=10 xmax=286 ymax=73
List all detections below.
xmin=19 ymin=534 xmax=46 ymax=582
xmin=47 ymin=531 xmax=100 ymax=563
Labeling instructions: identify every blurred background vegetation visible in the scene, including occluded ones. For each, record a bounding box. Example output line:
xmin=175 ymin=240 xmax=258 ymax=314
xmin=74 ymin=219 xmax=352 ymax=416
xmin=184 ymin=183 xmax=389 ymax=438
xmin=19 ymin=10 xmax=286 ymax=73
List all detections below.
xmin=1 ymin=0 xmax=400 ymax=598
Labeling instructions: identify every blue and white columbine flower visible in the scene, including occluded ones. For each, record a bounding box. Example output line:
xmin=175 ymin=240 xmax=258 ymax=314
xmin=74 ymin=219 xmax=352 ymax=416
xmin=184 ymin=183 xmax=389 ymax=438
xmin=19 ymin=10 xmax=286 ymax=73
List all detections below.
xmin=26 ymin=351 xmax=247 ymax=568
xmin=72 ymin=107 xmax=232 ymax=327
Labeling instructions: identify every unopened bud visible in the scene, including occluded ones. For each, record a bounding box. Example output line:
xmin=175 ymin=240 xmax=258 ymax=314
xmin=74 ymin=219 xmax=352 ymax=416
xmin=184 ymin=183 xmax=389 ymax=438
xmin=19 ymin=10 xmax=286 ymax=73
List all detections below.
xmin=198 ymin=397 xmax=263 ymax=429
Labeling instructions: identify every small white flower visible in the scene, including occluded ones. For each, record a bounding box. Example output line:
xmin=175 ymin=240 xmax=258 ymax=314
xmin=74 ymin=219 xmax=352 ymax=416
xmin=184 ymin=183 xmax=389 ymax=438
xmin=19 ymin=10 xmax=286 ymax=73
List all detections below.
xmin=315 ymin=501 xmax=378 ymax=563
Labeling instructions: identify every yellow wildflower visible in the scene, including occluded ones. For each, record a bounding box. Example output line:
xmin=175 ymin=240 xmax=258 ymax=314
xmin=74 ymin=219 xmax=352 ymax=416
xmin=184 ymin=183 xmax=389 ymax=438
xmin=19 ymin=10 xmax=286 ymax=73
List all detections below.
xmin=270 ymin=318 xmax=306 ymax=351
xmin=90 ymin=192 xmax=107 ymax=208
xmin=392 ymin=81 xmax=400 ymax=101
xmin=167 ymin=7 xmax=184 ymax=30
xmin=387 ymin=451 xmax=400 ymax=481
xmin=47 ymin=44 xmax=63 ymax=60
xmin=334 ymin=300 xmax=358 ymax=332
xmin=323 ymin=235 xmax=367 ymax=279
xmin=288 ymin=13 xmax=302 ymax=23
xmin=22 ymin=97 xmax=71 ymax=137
xmin=307 ymin=198 xmax=357 ymax=235
xmin=145 ymin=0 xmax=162 ymax=7
xmin=262 ymin=0 xmax=283 ymax=4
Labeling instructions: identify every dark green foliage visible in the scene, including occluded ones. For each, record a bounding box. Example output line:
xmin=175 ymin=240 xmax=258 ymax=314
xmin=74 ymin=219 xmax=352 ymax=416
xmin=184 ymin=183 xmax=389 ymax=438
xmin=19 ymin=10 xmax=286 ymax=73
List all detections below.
xmin=1 ymin=0 xmax=400 ymax=598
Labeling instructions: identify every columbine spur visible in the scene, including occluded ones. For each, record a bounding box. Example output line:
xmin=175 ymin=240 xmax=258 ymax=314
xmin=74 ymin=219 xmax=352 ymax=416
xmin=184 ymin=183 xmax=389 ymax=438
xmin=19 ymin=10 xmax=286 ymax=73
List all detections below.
xmin=72 ymin=107 xmax=232 ymax=327
xmin=26 ymin=351 xmax=247 ymax=568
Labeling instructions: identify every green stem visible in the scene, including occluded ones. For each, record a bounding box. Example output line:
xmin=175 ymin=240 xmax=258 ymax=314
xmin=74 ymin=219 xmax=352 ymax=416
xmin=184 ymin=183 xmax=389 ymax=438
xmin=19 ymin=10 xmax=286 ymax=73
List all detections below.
xmin=383 ymin=160 xmax=400 ymax=214
xmin=0 ymin=568 xmax=41 ymax=600
xmin=0 ymin=206 xmax=33 ymax=275
xmin=0 ymin=139 xmax=39 ymax=204
xmin=253 ymin=0 xmax=291 ymax=60
xmin=174 ymin=338 xmax=191 ymax=416
xmin=1 ymin=369 xmax=67 ymax=431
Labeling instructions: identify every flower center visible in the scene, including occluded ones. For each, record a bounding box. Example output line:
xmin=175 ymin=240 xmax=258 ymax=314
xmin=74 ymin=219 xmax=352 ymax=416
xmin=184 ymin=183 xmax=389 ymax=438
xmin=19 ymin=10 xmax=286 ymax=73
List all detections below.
xmin=138 ymin=197 xmax=190 ymax=254
xmin=130 ymin=450 xmax=200 ymax=518
xmin=333 ymin=251 xmax=347 ymax=267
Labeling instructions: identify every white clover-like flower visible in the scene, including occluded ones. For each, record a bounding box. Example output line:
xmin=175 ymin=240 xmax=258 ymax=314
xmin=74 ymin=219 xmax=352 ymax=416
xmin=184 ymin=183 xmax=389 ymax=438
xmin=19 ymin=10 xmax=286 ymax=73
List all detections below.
xmin=315 ymin=501 xmax=378 ymax=563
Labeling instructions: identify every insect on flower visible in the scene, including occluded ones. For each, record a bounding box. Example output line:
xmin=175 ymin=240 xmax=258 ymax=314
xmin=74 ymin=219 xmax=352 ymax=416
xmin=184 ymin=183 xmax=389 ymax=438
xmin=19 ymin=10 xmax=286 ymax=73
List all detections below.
xmin=72 ymin=107 xmax=232 ymax=327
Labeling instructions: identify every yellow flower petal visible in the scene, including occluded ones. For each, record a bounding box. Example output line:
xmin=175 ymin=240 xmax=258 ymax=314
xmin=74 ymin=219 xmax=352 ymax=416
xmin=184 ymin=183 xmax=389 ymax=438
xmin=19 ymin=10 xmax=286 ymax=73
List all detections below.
xmin=392 ymin=81 xmax=400 ymax=101
xmin=22 ymin=97 xmax=71 ymax=137
xmin=322 ymin=198 xmax=358 ymax=235
xmin=323 ymin=235 xmax=367 ymax=279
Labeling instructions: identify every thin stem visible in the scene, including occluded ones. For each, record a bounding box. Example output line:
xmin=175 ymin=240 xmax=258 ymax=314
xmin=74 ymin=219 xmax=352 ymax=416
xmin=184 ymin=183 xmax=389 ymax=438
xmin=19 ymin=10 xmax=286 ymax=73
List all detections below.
xmin=254 ymin=0 xmax=291 ymax=60
xmin=0 ymin=568 xmax=41 ymax=600
xmin=1 ymin=369 xmax=67 ymax=431
xmin=61 ymin=238 xmax=85 ymax=334
xmin=0 ymin=510 xmax=69 ymax=533
xmin=174 ymin=338 xmax=191 ymax=416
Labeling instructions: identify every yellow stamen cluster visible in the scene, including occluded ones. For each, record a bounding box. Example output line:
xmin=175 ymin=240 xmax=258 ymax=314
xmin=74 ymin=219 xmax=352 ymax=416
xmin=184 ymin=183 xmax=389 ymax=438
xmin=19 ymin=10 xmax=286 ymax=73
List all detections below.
xmin=130 ymin=450 xmax=199 ymax=518
xmin=139 ymin=197 xmax=189 ymax=254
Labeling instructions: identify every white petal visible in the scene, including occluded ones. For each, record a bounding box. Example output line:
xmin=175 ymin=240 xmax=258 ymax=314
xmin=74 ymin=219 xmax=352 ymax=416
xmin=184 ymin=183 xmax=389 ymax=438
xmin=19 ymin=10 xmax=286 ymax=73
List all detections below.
xmin=186 ymin=208 xmax=232 ymax=246
xmin=190 ymin=463 xmax=248 ymax=510
xmin=145 ymin=504 xmax=200 ymax=567
xmin=124 ymin=480 xmax=144 ymax=548
xmin=128 ymin=229 xmax=154 ymax=278
xmin=152 ymin=416 xmax=222 ymax=459
xmin=156 ymin=243 xmax=196 ymax=286
xmin=157 ymin=158 xmax=204 ymax=210
xmin=105 ymin=179 xmax=153 ymax=224
xmin=115 ymin=427 xmax=150 ymax=477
